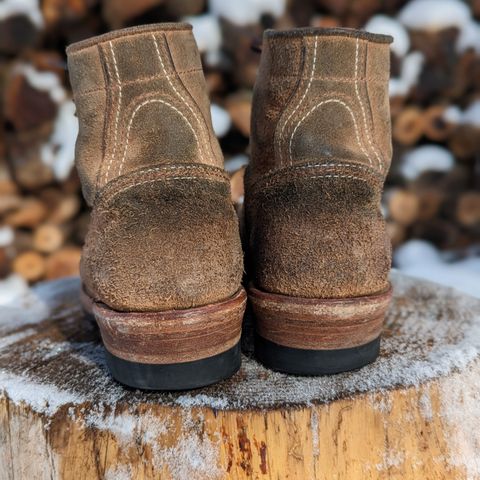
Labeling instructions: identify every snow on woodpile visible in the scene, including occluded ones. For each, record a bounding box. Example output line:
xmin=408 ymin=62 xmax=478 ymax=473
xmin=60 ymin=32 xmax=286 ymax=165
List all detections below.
xmin=365 ymin=15 xmax=410 ymax=57
xmin=398 ymin=0 xmax=471 ymax=31
xmin=398 ymin=0 xmax=480 ymax=55
xmin=224 ymin=154 xmax=249 ymax=173
xmin=388 ymin=51 xmax=425 ymax=97
xmin=13 ymin=62 xmax=65 ymax=103
xmin=209 ymin=0 xmax=286 ymax=26
xmin=400 ymin=144 xmax=455 ymax=180
xmin=210 ymin=103 xmax=232 ymax=137
xmin=444 ymin=100 xmax=480 ymax=128
xmin=13 ymin=62 xmax=78 ymax=181
xmin=0 ymin=0 xmax=43 ymax=28
xmin=183 ymin=13 xmax=222 ymax=65
xmin=0 ymin=226 xmax=14 ymax=248
xmin=456 ymin=19 xmax=480 ymax=53
xmin=40 ymin=100 xmax=78 ymax=180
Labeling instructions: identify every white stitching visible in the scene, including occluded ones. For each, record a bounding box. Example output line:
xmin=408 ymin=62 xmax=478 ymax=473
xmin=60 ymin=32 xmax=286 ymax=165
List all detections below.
xmin=109 ymin=175 xmax=221 ymax=199
xmin=289 ymin=99 xmax=372 ymax=166
xmin=259 ymin=159 xmax=379 ymax=177
xmin=151 ymin=34 xmax=206 ymax=163
xmin=104 ymin=42 xmax=122 ymax=184
xmin=278 ymin=36 xmax=318 ymax=167
xmin=295 ymin=162 xmax=372 ymax=171
xmin=309 ymin=174 xmax=368 ymax=182
xmin=355 ymin=38 xmax=383 ymax=170
xmin=118 ymin=164 xmax=220 ymax=177
xmin=118 ymin=99 xmax=200 ymax=176
xmin=249 ymin=163 xmax=377 ymax=191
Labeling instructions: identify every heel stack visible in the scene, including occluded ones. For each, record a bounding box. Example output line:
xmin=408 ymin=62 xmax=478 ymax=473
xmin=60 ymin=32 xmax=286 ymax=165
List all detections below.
xmin=249 ymin=284 xmax=392 ymax=375
xmin=81 ymin=286 xmax=247 ymax=390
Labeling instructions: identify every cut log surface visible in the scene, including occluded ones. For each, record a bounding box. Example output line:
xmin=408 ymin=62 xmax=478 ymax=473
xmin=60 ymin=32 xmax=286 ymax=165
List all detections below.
xmin=0 ymin=273 xmax=480 ymax=479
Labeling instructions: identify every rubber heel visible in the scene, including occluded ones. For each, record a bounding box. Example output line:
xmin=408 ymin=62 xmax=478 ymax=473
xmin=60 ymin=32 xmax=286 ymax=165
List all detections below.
xmin=249 ymin=284 xmax=392 ymax=375
xmin=81 ymin=286 xmax=247 ymax=390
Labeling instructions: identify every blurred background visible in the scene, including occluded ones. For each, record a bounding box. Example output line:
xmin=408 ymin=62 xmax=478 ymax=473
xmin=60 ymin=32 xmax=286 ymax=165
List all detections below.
xmin=0 ymin=0 xmax=479 ymax=304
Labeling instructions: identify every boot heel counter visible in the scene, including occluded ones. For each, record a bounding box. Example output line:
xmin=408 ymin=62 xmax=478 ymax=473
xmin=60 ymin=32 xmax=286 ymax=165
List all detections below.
xmin=81 ymin=166 xmax=243 ymax=311
xmin=246 ymin=168 xmax=391 ymax=299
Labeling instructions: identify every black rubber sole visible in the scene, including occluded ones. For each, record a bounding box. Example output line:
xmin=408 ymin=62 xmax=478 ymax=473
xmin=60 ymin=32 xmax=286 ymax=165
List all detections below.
xmin=105 ymin=342 xmax=241 ymax=390
xmin=255 ymin=335 xmax=380 ymax=375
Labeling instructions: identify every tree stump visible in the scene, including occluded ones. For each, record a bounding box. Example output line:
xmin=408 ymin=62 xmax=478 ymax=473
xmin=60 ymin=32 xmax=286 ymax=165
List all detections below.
xmin=1 ymin=273 xmax=479 ymax=479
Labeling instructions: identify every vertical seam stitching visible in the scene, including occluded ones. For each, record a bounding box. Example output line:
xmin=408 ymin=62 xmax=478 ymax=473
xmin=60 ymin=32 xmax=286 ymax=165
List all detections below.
xmin=93 ymin=44 xmax=111 ymax=198
xmin=104 ymin=41 xmax=122 ymax=183
xmin=277 ymin=36 xmax=317 ymax=166
xmin=355 ymin=38 xmax=383 ymax=170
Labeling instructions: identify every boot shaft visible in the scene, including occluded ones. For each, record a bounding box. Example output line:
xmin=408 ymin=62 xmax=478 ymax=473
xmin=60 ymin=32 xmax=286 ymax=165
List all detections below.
xmin=245 ymin=28 xmax=393 ymax=301
xmin=250 ymin=27 xmax=392 ymax=176
xmin=67 ymin=23 xmax=222 ymax=205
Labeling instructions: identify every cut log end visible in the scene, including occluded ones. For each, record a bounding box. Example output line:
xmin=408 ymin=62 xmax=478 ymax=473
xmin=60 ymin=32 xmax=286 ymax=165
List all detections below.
xmin=0 ymin=273 xmax=479 ymax=479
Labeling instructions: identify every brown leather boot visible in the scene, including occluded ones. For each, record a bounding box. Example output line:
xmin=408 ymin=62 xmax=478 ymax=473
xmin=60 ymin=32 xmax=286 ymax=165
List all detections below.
xmin=67 ymin=23 xmax=246 ymax=389
xmin=245 ymin=27 xmax=393 ymax=375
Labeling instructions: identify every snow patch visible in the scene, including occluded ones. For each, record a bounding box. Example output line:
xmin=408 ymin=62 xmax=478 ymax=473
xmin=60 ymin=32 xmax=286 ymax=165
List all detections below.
xmin=209 ymin=0 xmax=286 ymax=26
xmin=395 ymin=240 xmax=441 ymax=268
xmin=0 ymin=225 xmax=14 ymax=247
xmin=0 ymin=275 xmax=30 ymax=307
xmin=457 ymin=20 xmax=480 ymax=53
xmin=462 ymin=100 xmax=480 ymax=127
xmin=0 ymin=0 xmax=44 ymax=29
xmin=185 ymin=14 xmax=222 ymax=65
xmin=376 ymin=451 xmax=405 ymax=471
xmin=13 ymin=63 xmax=78 ymax=180
xmin=152 ymin=412 xmax=222 ymax=480
xmin=0 ymin=328 xmax=37 ymax=350
xmin=176 ymin=394 xmax=229 ymax=410
xmin=224 ymin=154 xmax=249 ymax=173
xmin=210 ymin=103 xmax=231 ymax=137
xmin=444 ymin=100 xmax=480 ymax=128
xmin=419 ymin=390 xmax=433 ymax=421
xmin=14 ymin=62 xmax=65 ymax=103
xmin=395 ymin=240 xmax=480 ymax=299
xmin=365 ymin=15 xmax=410 ymax=57
xmin=443 ymin=105 xmax=463 ymax=124
xmin=440 ymin=369 xmax=480 ymax=478
xmin=398 ymin=0 xmax=471 ymax=31
xmin=311 ymin=409 xmax=319 ymax=457
xmin=40 ymin=100 xmax=79 ymax=180
xmin=400 ymin=144 xmax=454 ymax=180
xmin=0 ymin=370 xmax=85 ymax=416
xmin=104 ymin=465 xmax=133 ymax=480
xmin=389 ymin=51 xmax=425 ymax=97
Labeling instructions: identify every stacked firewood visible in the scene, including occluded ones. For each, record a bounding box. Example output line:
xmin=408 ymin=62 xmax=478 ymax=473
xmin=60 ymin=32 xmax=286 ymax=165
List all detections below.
xmin=0 ymin=0 xmax=479 ymax=291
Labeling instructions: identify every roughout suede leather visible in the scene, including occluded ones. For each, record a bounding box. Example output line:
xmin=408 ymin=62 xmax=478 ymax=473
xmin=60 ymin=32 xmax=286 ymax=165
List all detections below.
xmin=67 ymin=24 xmax=242 ymax=312
xmin=245 ymin=27 xmax=393 ymax=299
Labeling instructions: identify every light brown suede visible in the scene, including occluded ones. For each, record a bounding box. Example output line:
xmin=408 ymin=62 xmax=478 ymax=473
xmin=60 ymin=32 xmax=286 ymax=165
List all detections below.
xmin=245 ymin=27 xmax=393 ymax=299
xmin=67 ymin=24 xmax=243 ymax=312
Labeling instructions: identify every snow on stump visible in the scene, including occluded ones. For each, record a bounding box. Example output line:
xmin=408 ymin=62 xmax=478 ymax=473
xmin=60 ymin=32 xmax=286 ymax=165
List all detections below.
xmin=0 ymin=273 xmax=479 ymax=480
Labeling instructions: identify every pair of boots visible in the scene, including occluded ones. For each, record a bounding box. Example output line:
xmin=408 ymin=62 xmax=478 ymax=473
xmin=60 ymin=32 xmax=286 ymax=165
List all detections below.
xmin=67 ymin=23 xmax=393 ymax=390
